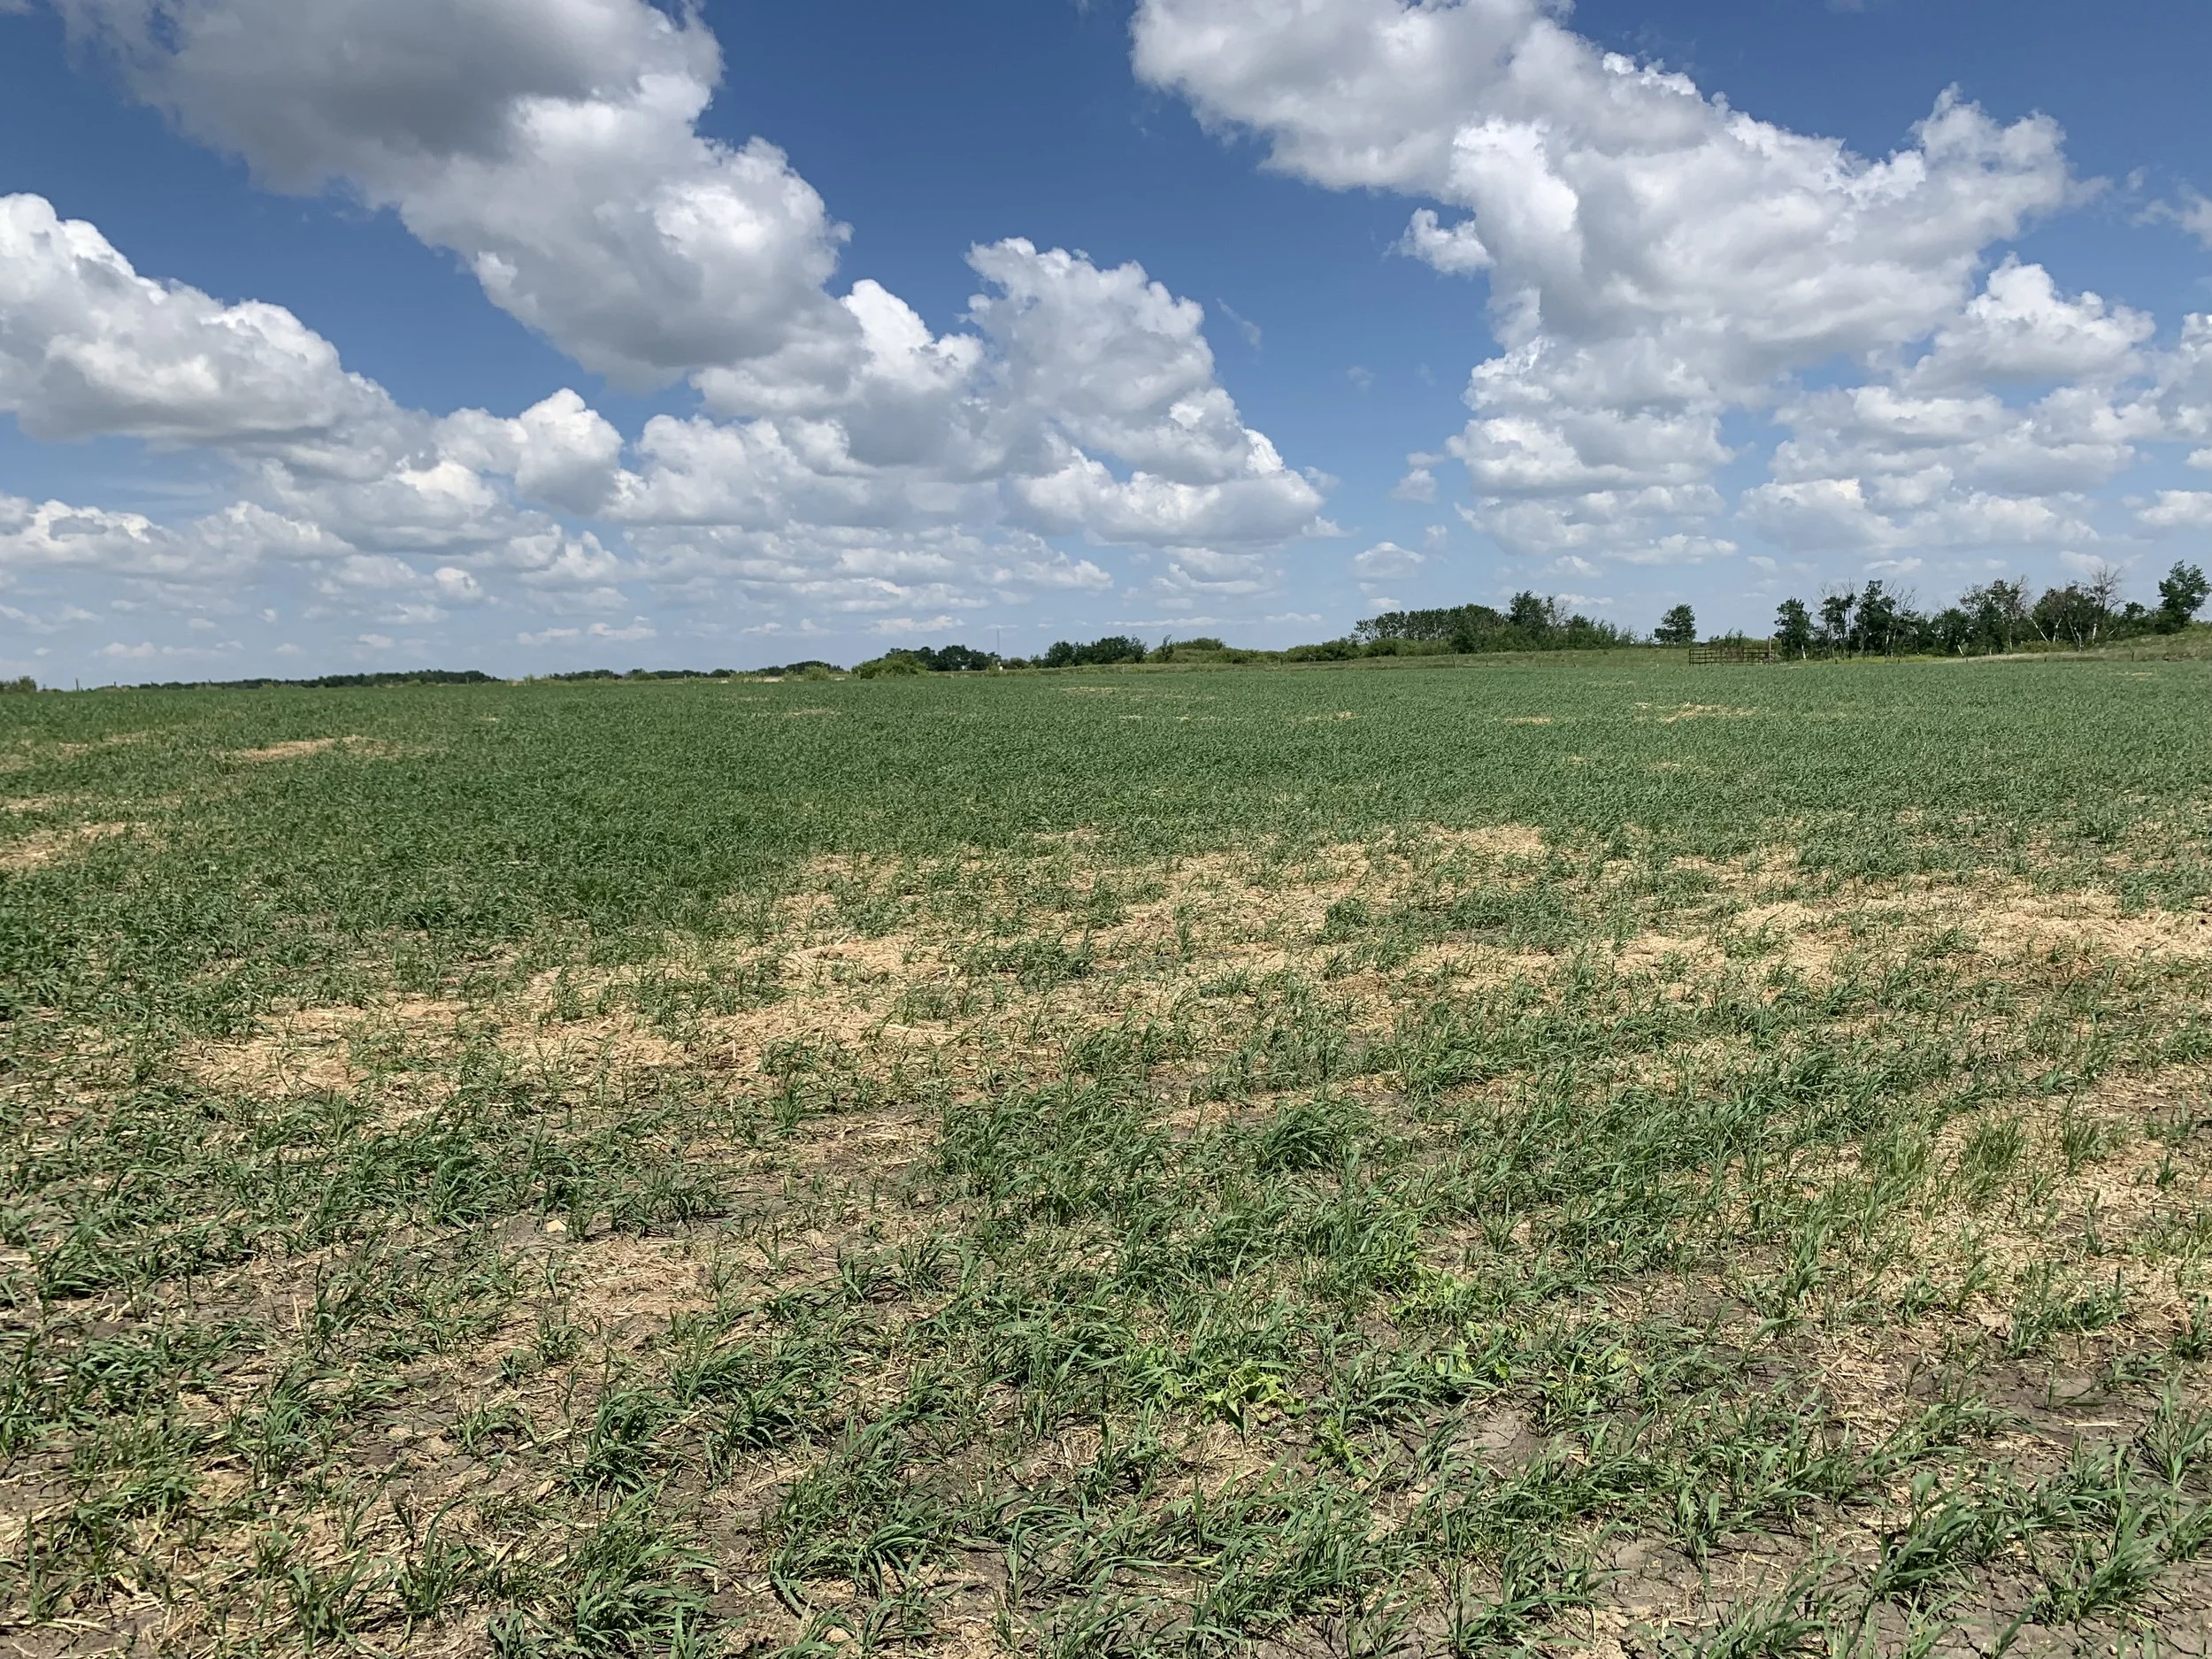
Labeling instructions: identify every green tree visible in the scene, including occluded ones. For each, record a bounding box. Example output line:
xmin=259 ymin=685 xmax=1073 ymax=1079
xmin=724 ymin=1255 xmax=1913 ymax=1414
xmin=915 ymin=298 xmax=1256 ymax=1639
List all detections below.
xmin=1654 ymin=603 xmax=1697 ymax=647
xmin=2158 ymin=561 xmax=2209 ymax=629
xmin=1816 ymin=593 xmax=1853 ymax=657
xmin=1507 ymin=590 xmax=1563 ymax=633
xmin=2032 ymin=582 xmax=2108 ymax=650
xmin=1960 ymin=578 xmax=2028 ymax=654
xmin=1852 ymin=580 xmax=1901 ymax=656
xmin=1774 ymin=598 xmax=1813 ymax=659
xmin=1932 ymin=606 xmax=1974 ymax=656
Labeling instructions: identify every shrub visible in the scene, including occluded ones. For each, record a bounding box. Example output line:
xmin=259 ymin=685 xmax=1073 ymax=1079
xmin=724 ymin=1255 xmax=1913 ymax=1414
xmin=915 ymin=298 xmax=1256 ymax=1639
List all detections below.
xmin=1041 ymin=635 xmax=1148 ymax=668
xmin=853 ymin=652 xmax=927 ymax=679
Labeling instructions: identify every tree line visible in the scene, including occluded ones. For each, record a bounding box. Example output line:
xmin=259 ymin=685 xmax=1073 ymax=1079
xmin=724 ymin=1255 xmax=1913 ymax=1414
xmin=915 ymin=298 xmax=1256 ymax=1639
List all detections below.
xmin=1349 ymin=593 xmax=1634 ymax=655
xmin=1763 ymin=562 xmax=2208 ymax=658
xmin=34 ymin=558 xmax=2208 ymax=695
xmin=116 ymin=669 xmax=502 ymax=692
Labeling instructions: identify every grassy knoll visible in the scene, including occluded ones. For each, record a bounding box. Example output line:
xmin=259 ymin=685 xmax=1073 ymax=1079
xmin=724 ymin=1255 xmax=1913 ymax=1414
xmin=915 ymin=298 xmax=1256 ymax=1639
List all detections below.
xmin=4 ymin=655 xmax=2212 ymax=1655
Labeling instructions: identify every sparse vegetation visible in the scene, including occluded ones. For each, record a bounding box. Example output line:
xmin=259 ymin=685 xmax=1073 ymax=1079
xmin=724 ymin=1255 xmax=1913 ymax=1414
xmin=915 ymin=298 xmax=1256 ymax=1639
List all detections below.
xmin=4 ymin=654 xmax=2212 ymax=1654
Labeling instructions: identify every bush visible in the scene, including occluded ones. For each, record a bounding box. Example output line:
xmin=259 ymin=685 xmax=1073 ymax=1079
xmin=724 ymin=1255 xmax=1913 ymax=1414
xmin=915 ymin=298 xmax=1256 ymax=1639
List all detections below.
xmin=1285 ymin=639 xmax=1359 ymax=662
xmin=1041 ymin=635 xmax=1148 ymax=668
xmin=853 ymin=652 xmax=927 ymax=679
xmin=1148 ymin=636 xmax=1229 ymax=662
xmin=1356 ymin=595 xmax=1633 ymax=655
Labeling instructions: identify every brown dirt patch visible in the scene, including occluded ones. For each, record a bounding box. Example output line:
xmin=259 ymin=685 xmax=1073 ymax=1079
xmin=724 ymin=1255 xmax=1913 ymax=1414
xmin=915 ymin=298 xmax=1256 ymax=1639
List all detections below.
xmin=0 ymin=821 xmax=131 ymax=871
xmin=1968 ymin=888 xmax=2212 ymax=963
xmin=1611 ymin=931 xmax=1726 ymax=984
xmin=180 ymin=995 xmax=472 ymax=1104
xmin=1644 ymin=703 xmax=1756 ymax=722
xmin=225 ymin=735 xmax=407 ymax=762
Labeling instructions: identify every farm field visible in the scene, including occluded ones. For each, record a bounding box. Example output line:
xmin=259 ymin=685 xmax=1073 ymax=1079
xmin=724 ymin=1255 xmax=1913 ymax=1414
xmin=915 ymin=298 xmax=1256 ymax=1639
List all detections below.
xmin=4 ymin=655 xmax=2212 ymax=1657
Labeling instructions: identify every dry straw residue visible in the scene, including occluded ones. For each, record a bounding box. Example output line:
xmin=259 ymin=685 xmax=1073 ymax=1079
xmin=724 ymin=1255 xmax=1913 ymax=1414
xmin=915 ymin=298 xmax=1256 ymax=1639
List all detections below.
xmin=0 ymin=822 xmax=132 ymax=871
xmin=226 ymin=735 xmax=409 ymax=762
xmin=1653 ymin=703 xmax=1757 ymax=723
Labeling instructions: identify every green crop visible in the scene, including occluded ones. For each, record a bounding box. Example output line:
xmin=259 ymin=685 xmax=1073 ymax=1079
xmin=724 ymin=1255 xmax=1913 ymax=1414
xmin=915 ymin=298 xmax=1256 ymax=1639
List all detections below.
xmin=3 ymin=652 xmax=2211 ymax=1653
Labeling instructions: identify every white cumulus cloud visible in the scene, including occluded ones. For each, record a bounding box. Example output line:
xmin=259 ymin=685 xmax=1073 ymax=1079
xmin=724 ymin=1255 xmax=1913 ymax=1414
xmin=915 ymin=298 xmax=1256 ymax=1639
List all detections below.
xmin=1130 ymin=0 xmax=2182 ymax=570
xmin=12 ymin=0 xmax=1325 ymax=646
xmin=54 ymin=0 xmax=850 ymax=389
xmin=0 ymin=194 xmax=392 ymax=448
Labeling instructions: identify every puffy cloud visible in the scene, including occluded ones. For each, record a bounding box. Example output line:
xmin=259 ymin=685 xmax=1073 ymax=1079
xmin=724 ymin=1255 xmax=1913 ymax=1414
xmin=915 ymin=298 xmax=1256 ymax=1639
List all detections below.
xmin=2 ymin=12 xmax=1324 ymax=647
xmin=2156 ymin=315 xmax=2212 ymax=447
xmin=42 ymin=0 xmax=1324 ymax=551
xmin=1401 ymin=209 xmax=1491 ymax=274
xmin=1155 ymin=546 xmax=1274 ymax=601
xmin=970 ymin=242 xmax=1276 ymax=485
xmin=6 ymin=0 xmax=1333 ymax=661
xmin=2149 ymin=189 xmax=2212 ymax=250
xmin=0 ymin=193 xmax=390 ymax=448
xmin=1743 ymin=263 xmax=2168 ymax=553
xmin=307 ymin=553 xmax=488 ymax=626
xmin=2139 ymin=492 xmax=2212 ymax=530
xmin=980 ymin=547 xmax=1115 ymax=593
xmin=0 ymin=494 xmax=177 ymax=575
xmin=1391 ymin=465 xmax=1438 ymax=503
xmin=55 ymin=0 xmax=850 ymax=389
xmin=1741 ymin=475 xmax=2094 ymax=553
xmin=604 ymin=239 xmax=1323 ymax=550
xmin=0 ymin=218 xmax=1313 ymax=638
xmin=1132 ymin=0 xmax=2129 ymax=566
xmin=1009 ymin=445 xmax=1317 ymax=546
xmin=1771 ymin=382 xmax=2151 ymax=500
xmin=439 ymin=389 xmax=626 ymax=516
xmin=1461 ymin=484 xmax=1728 ymax=562
xmin=1138 ymin=2 xmax=2068 ymax=383
xmin=0 ymin=491 xmax=345 ymax=581
xmin=626 ymin=523 xmax=1112 ymax=629
xmin=43 ymin=0 xmax=1324 ymax=572
xmin=1901 ymin=259 xmax=2152 ymax=393
xmin=1351 ymin=541 xmax=1423 ymax=579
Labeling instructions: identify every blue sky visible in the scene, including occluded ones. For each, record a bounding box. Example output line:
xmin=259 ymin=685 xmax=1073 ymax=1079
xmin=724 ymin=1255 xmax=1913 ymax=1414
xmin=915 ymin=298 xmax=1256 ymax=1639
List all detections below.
xmin=1 ymin=0 xmax=2208 ymax=680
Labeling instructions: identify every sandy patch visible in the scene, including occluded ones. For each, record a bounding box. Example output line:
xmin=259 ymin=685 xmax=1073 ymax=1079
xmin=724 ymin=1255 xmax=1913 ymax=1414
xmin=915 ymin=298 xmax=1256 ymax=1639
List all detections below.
xmin=1968 ymin=887 xmax=2212 ymax=962
xmin=1610 ymin=932 xmax=1726 ymax=983
xmin=1725 ymin=900 xmax=1846 ymax=979
xmin=1653 ymin=703 xmax=1757 ymax=723
xmin=0 ymin=821 xmax=131 ymax=871
xmin=181 ymin=995 xmax=472 ymax=1103
xmin=225 ymin=735 xmax=407 ymax=762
